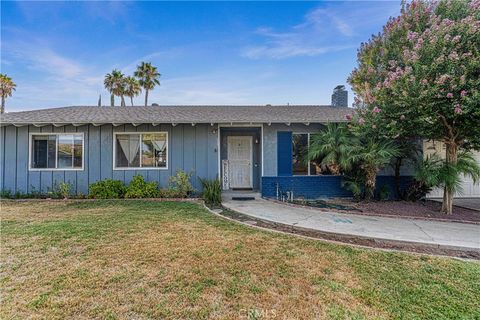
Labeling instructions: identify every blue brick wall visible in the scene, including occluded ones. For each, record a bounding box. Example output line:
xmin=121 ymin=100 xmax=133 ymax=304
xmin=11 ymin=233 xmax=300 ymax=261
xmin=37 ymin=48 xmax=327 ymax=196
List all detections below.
xmin=261 ymin=175 xmax=413 ymax=200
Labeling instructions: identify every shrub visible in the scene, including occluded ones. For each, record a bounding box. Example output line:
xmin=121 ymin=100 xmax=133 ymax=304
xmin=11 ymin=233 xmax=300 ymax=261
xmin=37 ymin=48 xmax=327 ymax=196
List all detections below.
xmin=125 ymin=175 xmax=158 ymax=198
xmin=377 ymin=185 xmax=390 ymax=201
xmin=342 ymin=171 xmax=364 ymax=201
xmin=57 ymin=182 xmax=72 ymax=199
xmin=89 ymin=179 xmax=126 ymax=199
xmin=199 ymin=178 xmax=222 ymax=207
xmin=167 ymin=171 xmax=194 ymax=198
xmin=0 ymin=190 xmax=13 ymax=199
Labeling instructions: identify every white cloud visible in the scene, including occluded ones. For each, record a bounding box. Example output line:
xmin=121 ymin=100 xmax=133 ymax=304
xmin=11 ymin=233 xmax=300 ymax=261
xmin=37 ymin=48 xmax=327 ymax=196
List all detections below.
xmin=242 ymin=2 xmax=398 ymax=59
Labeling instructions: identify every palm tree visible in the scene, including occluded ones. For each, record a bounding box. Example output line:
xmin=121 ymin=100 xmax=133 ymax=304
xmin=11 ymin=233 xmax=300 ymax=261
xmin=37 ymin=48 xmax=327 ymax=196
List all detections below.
xmin=104 ymin=69 xmax=126 ymax=107
xmin=308 ymin=123 xmax=352 ymax=174
xmin=347 ymin=139 xmax=400 ymax=201
xmin=124 ymin=76 xmax=142 ymax=106
xmin=407 ymin=151 xmax=480 ymax=213
xmin=134 ymin=62 xmax=161 ymax=107
xmin=0 ymin=74 xmax=16 ymax=114
xmin=438 ymin=151 xmax=480 ymax=214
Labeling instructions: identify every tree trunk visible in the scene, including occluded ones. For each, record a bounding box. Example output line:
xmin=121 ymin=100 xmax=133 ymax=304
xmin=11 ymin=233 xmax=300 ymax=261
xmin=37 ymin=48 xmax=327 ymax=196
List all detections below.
xmin=121 ymin=95 xmax=126 ymax=107
xmin=394 ymin=157 xmax=402 ymax=199
xmin=364 ymin=168 xmax=377 ymax=201
xmin=110 ymin=94 xmax=114 ymax=107
xmin=328 ymin=163 xmax=340 ymax=175
xmin=1 ymin=96 xmax=5 ymax=114
xmin=130 ymin=96 xmax=134 ymax=106
xmin=145 ymin=89 xmax=149 ymax=107
xmin=441 ymin=142 xmax=458 ymax=214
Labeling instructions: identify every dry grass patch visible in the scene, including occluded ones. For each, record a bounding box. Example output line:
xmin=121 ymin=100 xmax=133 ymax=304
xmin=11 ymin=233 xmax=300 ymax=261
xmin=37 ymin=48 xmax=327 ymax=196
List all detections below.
xmin=1 ymin=200 xmax=479 ymax=319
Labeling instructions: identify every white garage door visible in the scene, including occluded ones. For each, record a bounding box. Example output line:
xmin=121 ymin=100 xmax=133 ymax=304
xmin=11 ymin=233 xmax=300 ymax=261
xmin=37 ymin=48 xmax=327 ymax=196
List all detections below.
xmin=424 ymin=141 xmax=480 ymax=198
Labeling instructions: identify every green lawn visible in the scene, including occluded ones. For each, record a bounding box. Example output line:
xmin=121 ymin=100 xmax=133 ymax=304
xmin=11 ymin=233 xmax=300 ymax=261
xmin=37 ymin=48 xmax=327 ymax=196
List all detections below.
xmin=1 ymin=200 xmax=479 ymax=319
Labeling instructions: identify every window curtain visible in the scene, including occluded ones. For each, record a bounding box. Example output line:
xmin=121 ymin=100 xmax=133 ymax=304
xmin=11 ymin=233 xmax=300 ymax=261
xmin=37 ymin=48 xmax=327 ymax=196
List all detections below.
xmin=118 ymin=135 xmax=140 ymax=166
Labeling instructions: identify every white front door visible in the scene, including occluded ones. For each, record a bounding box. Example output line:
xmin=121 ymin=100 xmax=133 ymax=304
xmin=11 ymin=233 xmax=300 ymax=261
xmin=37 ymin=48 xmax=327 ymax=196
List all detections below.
xmin=227 ymin=136 xmax=253 ymax=189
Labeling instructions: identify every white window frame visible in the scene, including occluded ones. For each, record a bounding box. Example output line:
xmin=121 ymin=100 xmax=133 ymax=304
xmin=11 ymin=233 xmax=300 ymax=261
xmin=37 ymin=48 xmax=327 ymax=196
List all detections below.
xmin=292 ymin=132 xmax=314 ymax=176
xmin=113 ymin=132 xmax=169 ymax=170
xmin=28 ymin=132 xmax=85 ymax=171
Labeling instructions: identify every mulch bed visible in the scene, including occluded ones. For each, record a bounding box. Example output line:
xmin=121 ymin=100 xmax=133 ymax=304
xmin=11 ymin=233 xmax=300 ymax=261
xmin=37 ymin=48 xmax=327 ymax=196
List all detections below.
xmin=328 ymin=199 xmax=480 ymax=224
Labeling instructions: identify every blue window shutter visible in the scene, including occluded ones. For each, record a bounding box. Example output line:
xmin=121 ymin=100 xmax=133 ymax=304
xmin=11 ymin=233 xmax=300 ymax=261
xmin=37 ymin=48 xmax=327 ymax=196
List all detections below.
xmin=277 ymin=131 xmax=292 ymax=176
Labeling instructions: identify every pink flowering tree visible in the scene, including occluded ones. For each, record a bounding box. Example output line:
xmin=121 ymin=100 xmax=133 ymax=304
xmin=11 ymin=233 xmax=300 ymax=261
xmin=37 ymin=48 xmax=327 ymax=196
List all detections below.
xmin=349 ymin=0 xmax=480 ymax=214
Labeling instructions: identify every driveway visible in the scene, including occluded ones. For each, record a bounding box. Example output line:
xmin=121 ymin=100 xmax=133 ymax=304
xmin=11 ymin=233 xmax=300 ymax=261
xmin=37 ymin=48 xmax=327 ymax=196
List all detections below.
xmin=451 ymin=198 xmax=479 ymax=211
xmin=223 ymin=198 xmax=480 ymax=252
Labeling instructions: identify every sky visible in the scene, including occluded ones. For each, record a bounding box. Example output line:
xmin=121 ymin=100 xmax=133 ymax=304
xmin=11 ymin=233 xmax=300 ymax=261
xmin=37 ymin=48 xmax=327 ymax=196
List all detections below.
xmin=1 ymin=1 xmax=401 ymax=111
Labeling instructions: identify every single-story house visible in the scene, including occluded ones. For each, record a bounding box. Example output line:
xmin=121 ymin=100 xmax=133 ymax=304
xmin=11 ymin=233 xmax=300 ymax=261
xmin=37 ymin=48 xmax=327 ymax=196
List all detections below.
xmin=0 ymin=105 xmax=476 ymax=199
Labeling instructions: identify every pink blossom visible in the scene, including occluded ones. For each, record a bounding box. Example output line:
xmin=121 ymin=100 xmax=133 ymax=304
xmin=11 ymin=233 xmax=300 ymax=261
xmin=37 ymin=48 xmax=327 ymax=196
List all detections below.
xmin=358 ymin=117 xmax=365 ymax=125
xmin=448 ymin=51 xmax=459 ymax=60
xmin=454 ymin=104 xmax=462 ymax=114
xmin=400 ymin=115 xmax=406 ymax=120
xmin=372 ymin=124 xmax=377 ymax=129
xmin=345 ymin=114 xmax=353 ymax=121
xmin=470 ymin=0 xmax=480 ymax=10
xmin=373 ymin=107 xmax=381 ymax=113
xmin=461 ymin=90 xmax=467 ymax=97
xmin=421 ymin=79 xmax=428 ymax=85
xmin=447 ymin=93 xmax=453 ymax=98
xmin=407 ymin=31 xmax=418 ymax=41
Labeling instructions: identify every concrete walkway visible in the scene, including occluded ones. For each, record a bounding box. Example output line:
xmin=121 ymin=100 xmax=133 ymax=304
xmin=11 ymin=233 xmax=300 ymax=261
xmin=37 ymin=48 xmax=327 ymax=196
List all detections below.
xmin=432 ymin=198 xmax=480 ymax=212
xmin=223 ymin=198 xmax=480 ymax=252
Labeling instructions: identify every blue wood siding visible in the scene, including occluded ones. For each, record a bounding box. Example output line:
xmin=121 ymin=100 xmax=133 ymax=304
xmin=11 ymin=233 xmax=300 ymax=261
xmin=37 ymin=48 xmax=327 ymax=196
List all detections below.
xmin=0 ymin=123 xmax=219 ymax=195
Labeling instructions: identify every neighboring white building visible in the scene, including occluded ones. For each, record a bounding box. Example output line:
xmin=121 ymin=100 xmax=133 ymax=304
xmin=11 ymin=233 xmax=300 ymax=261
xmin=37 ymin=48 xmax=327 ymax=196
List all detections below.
xmin=423 ymin=140 xmax=480 ymax=198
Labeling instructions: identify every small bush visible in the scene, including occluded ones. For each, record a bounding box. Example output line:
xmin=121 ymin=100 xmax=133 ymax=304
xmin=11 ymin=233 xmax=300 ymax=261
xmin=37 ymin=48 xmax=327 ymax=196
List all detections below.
xmin=167 ymin=171 xmax=194 ymax=198
xmin=89 ymin=179 xmax=126 ymax=199
xmin=377 ymin=185 xmax=390 ymax=201
xmin=342 ymin=174 xmax=364 ymax=201
xmin=200 ymin=178 xmax=222 ymax=207
xmin=57 ymin=182 xmax=72 ymax=199
xmin=0 ymin=190 xmax=13 ymax=199
xmin=125 ymin=175 xmax=158 ymax=198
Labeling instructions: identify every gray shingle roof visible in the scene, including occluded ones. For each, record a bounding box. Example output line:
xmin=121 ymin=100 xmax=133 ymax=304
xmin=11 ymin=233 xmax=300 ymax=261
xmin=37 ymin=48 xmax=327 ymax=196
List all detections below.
xmin=0 ymin=105 xmax=353 ymax=126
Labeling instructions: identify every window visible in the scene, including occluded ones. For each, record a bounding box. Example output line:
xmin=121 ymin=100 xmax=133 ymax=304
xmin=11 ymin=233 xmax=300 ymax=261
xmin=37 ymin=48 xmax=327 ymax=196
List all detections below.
xmin=292 ymin=133 xmax=308 ymax=175
xmin=292 ymin=133 xmax=321 ymax=176
xmin=30 ymin=133 xmax=84 ymax=170
xmin=114 ymin=132 xmax=167 ymax=169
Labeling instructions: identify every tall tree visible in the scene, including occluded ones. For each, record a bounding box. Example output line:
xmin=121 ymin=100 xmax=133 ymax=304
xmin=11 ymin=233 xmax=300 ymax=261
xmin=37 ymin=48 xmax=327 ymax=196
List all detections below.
xmin=134 ymin=62 xmax=161 ymax=107
xmin=348 ymin=0 xmax=480 ymax=213
xmin=104 ymin=69 xmax=126 ymax=107
xmin=124 ymin=76 xmax=142 ymax=106
xmin=0 ymin=74 xmax=16 ymax=114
